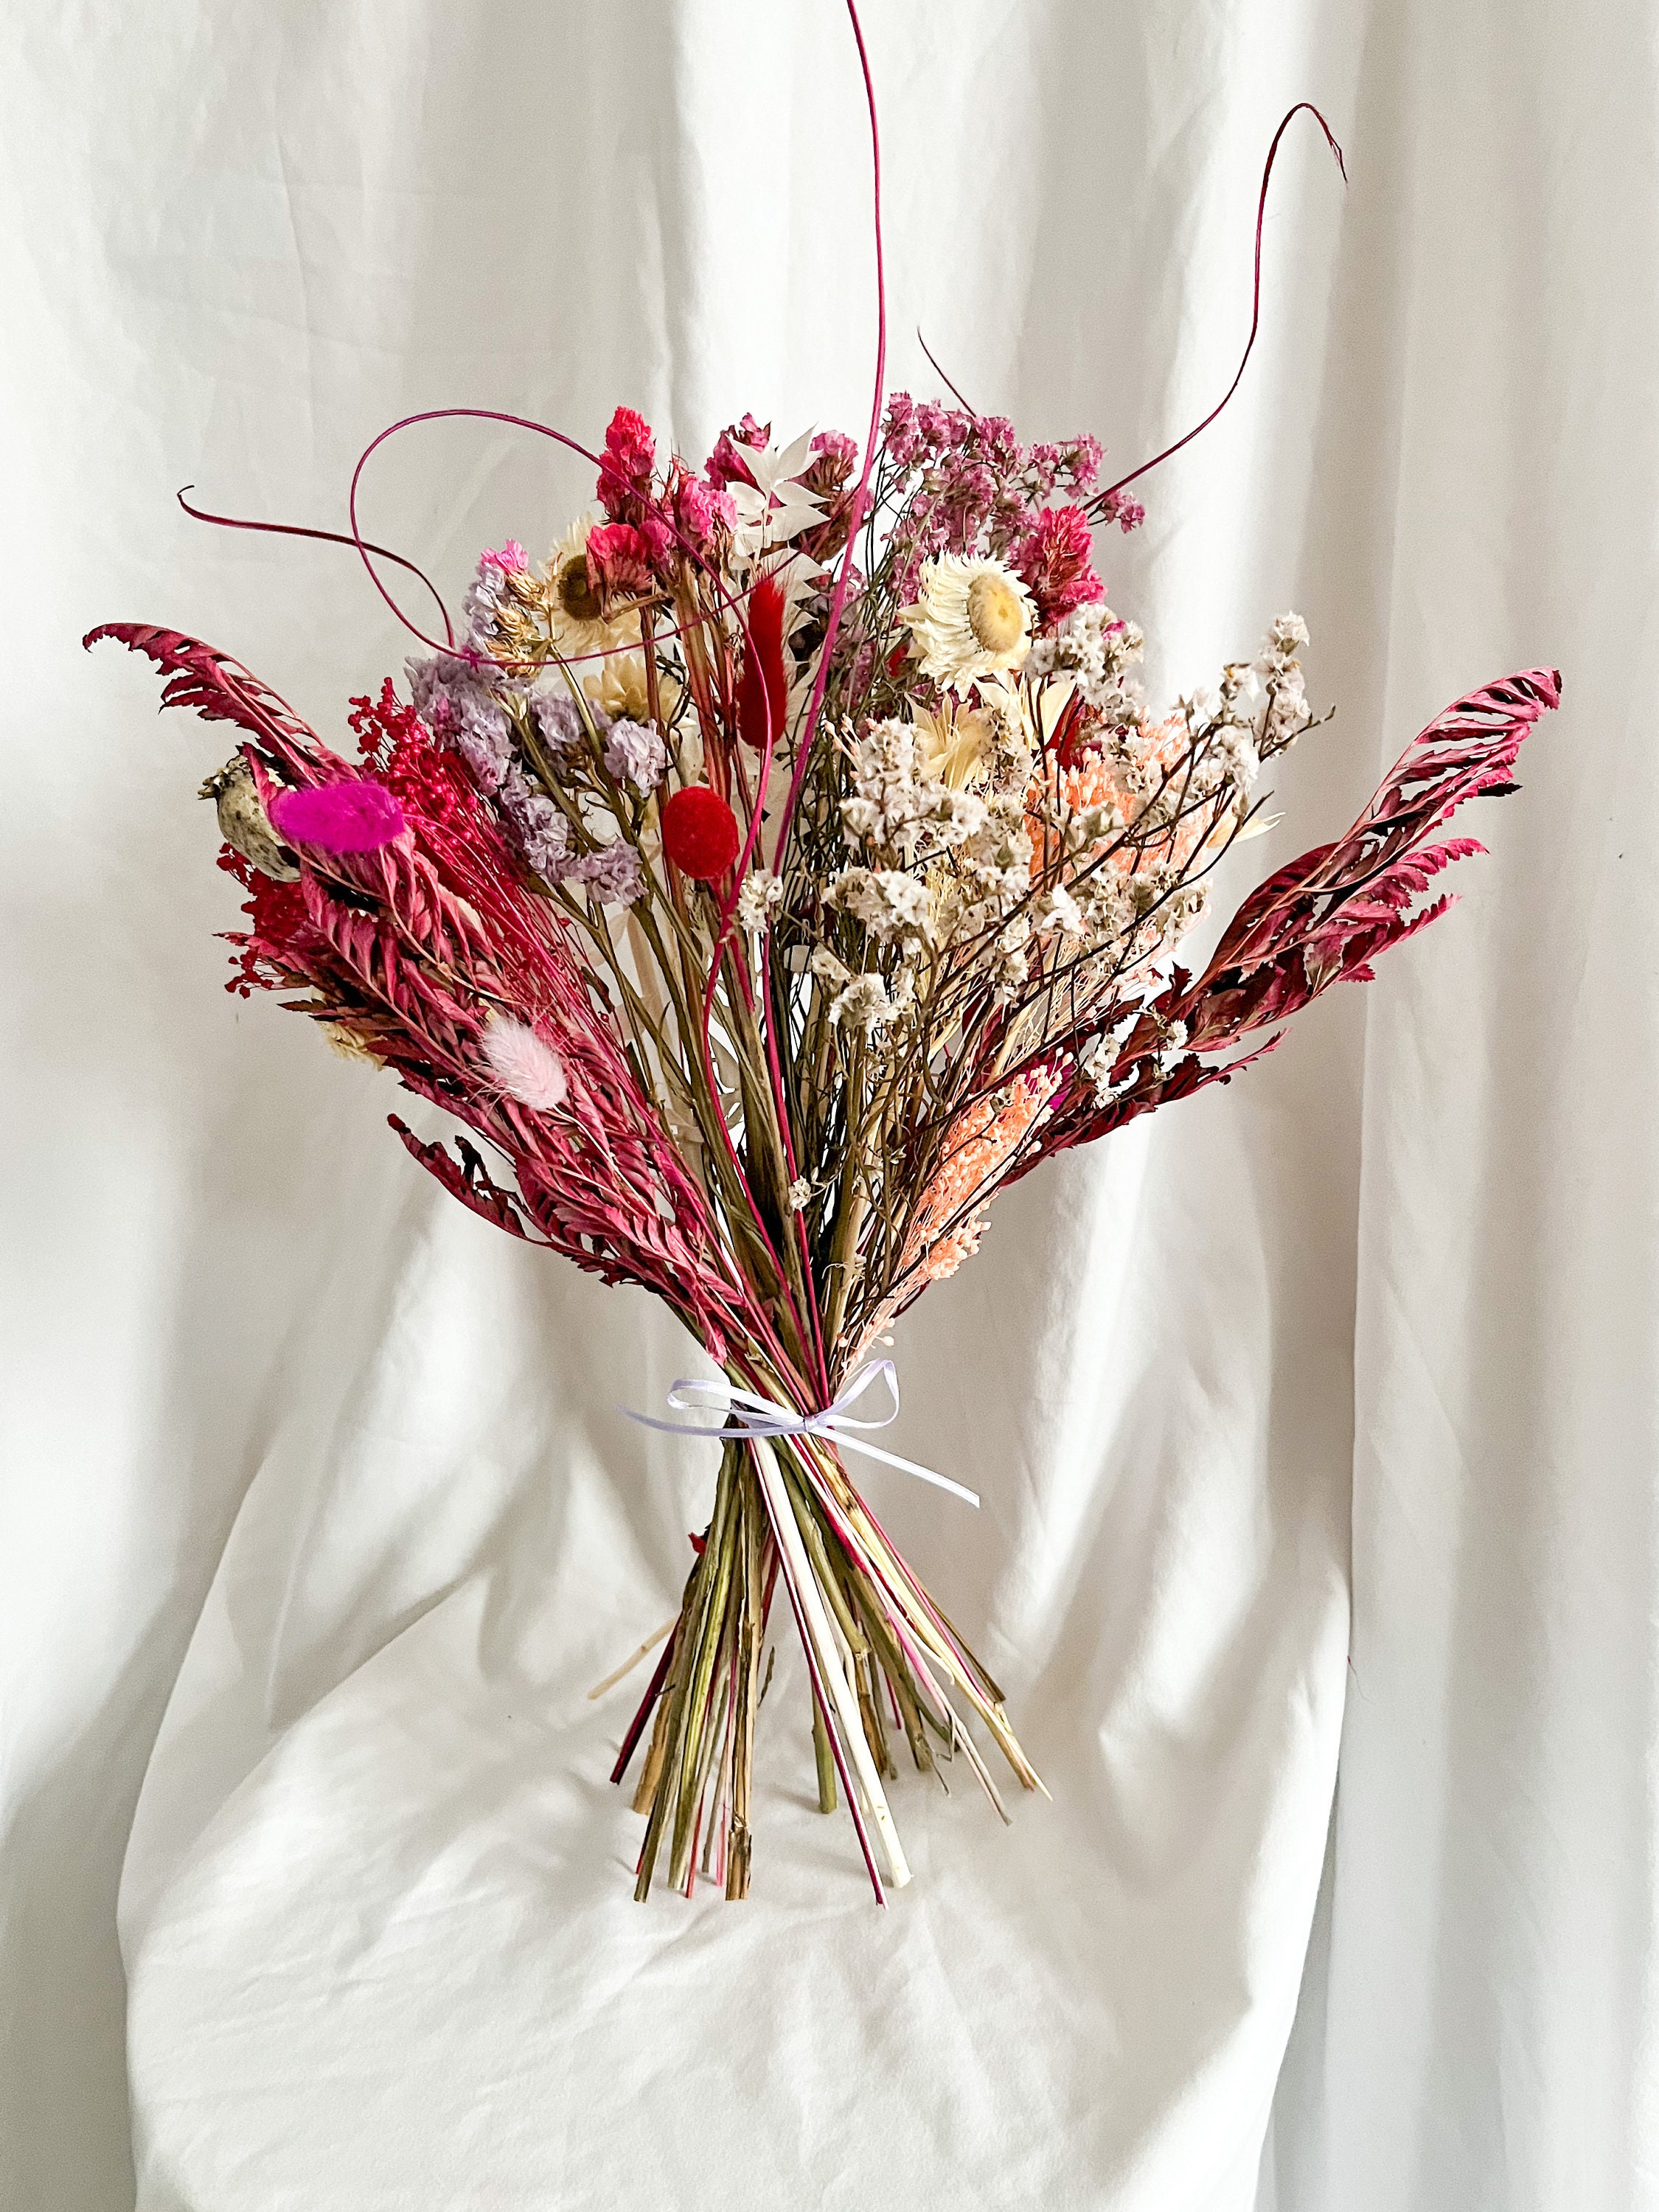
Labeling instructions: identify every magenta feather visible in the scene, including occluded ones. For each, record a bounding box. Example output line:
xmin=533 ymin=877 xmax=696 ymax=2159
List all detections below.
xmin=269 ymin=782 xmax=406 ymax=852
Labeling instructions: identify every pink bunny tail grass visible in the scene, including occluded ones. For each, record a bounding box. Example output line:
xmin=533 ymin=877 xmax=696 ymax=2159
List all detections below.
xmin=270 ymin=781 xmax=406 ymax=852
xmin=482 ymin=1018 xmax=569 ymax=1112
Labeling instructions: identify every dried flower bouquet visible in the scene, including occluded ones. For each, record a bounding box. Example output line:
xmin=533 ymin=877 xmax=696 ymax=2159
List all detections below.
xmin=88 ymin=32 xmax=1558 ymax=1902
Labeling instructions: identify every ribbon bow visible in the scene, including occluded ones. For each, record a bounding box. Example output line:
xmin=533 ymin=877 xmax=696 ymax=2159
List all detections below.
xmin=622 ymin=1358 xmax=978 ymax=1509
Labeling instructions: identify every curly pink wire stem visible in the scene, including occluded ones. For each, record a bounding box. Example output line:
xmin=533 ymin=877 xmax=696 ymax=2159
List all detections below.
xmin=1091 ymin=102 xmax=1346 ymax=513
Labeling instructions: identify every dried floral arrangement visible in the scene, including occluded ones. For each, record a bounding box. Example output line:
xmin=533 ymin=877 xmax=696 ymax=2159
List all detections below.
xmin=88 ymin=16 xmax=1558 ymax=1905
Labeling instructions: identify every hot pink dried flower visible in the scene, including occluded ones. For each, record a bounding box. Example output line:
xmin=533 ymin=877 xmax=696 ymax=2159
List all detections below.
xmin=599 ymin=406 xmax=656 ymax=517
xmin=268 ymin=782 xmax=406 ymax=852
xmin=585 ymin=522 xmax=655 ymax=604
xmin=705 ymin=414 xmax=771 ymax=492
xmin=1014 ymin=505 xmax=1105 ymax=626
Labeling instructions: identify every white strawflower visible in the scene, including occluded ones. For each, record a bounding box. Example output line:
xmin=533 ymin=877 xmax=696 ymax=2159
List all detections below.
xmin=900 ymin=555 xmax=1034 ymax=688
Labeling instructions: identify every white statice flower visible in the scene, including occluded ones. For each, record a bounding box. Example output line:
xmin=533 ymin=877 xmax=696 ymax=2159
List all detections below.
xmin=1026 ymin=602 xmax=1147 ymax=723
xmin=1062 ymin=799 xmax=1124 ymax=855
xmin=989 ymin=942 xmax=1029 ymax=1002
xmin=542 ymin=513 xmax=641 ymax=657
xmin=735 ymin=869 xmax=785 ymax=931
xmin=785 ymin=1177 xmax=815 ymax=1213
xmin=899 ymin=554 xmax=1034 ymax=688
xmin=828 ymin=866 xmax=933 ymax=942
xmin=1031 ymin=885 xmax=1085 ymax=939
xmin=1256 ymin=613 xmax=1312 ymax=754
xmin=827 ymin=968 xmax=913 ymax=1040
xmin=810 ymin=945 xmax=850 ymax=988
xmin=1068 ymin=871 xmax=1137 ymax=950
xmin=1080 ymin=1023 xmax=1135 ymax=1105
xmin=840 ymin=717 xmax=989 ymax=858
xmin=934 ymin=796 xmax=1034 ymax=950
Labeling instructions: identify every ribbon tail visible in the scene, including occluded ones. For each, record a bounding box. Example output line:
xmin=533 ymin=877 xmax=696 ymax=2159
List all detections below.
xmin=828 ymin=1432 xmax=981 ymax=1509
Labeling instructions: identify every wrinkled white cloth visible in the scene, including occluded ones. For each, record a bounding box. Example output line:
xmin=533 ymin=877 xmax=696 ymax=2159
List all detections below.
xmin=4 ymin=0 xmax=1650 ymax=2207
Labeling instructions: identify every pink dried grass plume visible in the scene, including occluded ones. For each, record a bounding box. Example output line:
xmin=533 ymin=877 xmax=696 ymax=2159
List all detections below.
xmin=481 ymin=1018 xmax=568 ymax=1113
xmin=269 ymin=781 xmax=406 ymax=852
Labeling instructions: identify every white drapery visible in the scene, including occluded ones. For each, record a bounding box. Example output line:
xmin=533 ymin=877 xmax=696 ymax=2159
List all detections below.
xmin=6 ymin=2 xmax=1646 ymax=2205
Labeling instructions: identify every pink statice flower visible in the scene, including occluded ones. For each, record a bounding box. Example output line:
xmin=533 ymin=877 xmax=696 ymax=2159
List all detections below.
xmin=672 ymin=467 xmax=737 ymax=552
xmin=482 ymin=539 xmax=529 ymax=574
xmin=598 ymin=406 xmax=656 ymax=518
xmin=876 ymin=393 xmax=1116 ymax=601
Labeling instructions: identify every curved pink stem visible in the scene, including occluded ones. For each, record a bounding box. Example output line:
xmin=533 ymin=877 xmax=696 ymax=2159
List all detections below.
xmin=1091 ymin=102 xmax=1346 ymax=513
xmin=771 ymin=0 xmax=887 ymax=855
xmin=176 ymin=487 xmax=457 ymax=647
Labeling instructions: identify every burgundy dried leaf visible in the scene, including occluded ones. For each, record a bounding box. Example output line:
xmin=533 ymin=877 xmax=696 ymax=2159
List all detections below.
xmin=387 ymin=1115 xmax=535 ymax=1241
xmin=1035 ymin=665 xmax=1561 ymax=1165
xmin=83 ymin=623 xmax=349 ymax=782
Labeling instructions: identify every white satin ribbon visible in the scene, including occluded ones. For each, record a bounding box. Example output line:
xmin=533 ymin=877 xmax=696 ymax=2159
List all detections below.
xmin=622 ymin=1357 xmax=979 ymax=1509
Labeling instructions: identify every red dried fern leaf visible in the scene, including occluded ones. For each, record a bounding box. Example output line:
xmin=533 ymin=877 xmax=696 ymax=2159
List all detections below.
xmin=83 ymin=623 xmax=348 ymax=782
xmin=1031 ymin=664 xmax=1562 ymax=1164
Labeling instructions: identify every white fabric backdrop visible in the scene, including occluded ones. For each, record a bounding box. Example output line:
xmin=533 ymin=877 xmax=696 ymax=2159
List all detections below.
xmin=3 ymin=1 xmax=1646 ymax=2206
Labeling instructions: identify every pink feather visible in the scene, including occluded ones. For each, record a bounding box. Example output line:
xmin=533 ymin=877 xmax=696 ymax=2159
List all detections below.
xmin=482 ymin=1018 xmax=568 ymax=1112
xmin=269 ymin=781 xmax=406 ymax=852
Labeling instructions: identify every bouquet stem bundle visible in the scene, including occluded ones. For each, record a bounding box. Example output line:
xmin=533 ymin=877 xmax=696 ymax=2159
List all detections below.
xmin=624 ymin=1426 xmax=1034 ymax=1901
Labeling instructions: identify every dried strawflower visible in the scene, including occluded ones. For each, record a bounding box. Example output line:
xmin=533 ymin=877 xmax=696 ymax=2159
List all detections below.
xmin=900 ymin=554 xmax=1034 ymax=686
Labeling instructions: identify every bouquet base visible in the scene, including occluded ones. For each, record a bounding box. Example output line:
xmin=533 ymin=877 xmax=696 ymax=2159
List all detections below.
xmin=616 ymin=1430 xmax=1039 ymax=1903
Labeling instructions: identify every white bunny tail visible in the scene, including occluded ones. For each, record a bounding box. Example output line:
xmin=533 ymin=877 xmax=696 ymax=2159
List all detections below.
xmin=481 ymin=1018 xmax=568 ymax=1112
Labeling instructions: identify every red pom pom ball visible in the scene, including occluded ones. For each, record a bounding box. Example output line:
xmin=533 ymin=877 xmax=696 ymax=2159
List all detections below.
xmin=661 ymin=785 xmax=740 ymax=880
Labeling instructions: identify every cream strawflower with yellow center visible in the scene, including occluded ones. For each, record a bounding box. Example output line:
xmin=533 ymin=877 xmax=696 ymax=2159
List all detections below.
xmin=900 ymin=554 xmax=1034 ymax=688
xmin=543 ymin=512 xmax=640 ymax=658
xmin=582 ymin=644 xmax=681 ymax=727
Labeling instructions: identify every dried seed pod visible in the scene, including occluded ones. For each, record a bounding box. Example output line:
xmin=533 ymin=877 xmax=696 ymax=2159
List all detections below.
xmin=199 ymin=754 xmax=298 ymax=880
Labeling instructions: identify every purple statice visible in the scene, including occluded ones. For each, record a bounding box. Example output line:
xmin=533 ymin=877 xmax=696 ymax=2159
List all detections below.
xmin=406 ymin=653 xmax=513 ymax=793
xmin=533 ymin=691 xmax=594 ymax=765
xmin=496 ymin=767 xmax=570 ymax=880
xmin=602 ymin=717 xmax=667 ymax=791
xmin=450 ymin=703 xmax=512 ymax=793
xmin=462 ymin=554 xmax=509 ymax=653
xmin=578 ymin=838 xmax=644 ymax=907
